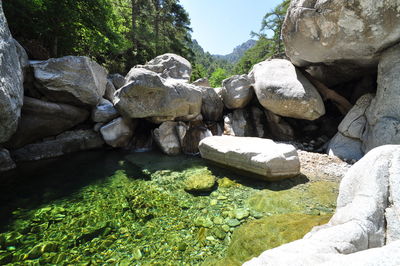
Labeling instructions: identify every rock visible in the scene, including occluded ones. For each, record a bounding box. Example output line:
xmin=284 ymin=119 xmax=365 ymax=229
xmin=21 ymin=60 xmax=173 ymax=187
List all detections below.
xmin=92 ymin=98 xmax=119 ymax=123
xmin=31 ymin=56 xmax=108 ymax=107
xmin=250 ymin=59 xmax=325 ymax=120
xmin=13 ymin=39 xmax=29 ymax=79
xmin=338 ymin=94 xmax=374 ymax=139
xmin=192 ymin=78 xmax=210 ymax=87
xmin=282 ymin=0 xmax=400 ymax=67
xmin=153 ymin=121 xmax=181 ymax=155
xmin=108 ymin=73 xmax=126 ymax=90
xmin=137 ymin=53 xmax=192 ymax=82
xmin=199 ymin=136 xmax=300 ymax=181
xmin=114 ymin=68 xmax=202 ymax=122
xmin=264 ymin=110 xmax=295 ymax=141
xmin=0 ymin=148 xmax=16 ymax=172
xmin=100 ymin=117 xmax=135 ymax=148
xmin=198 ymin=86 xmax=224 ymax=121
xmin=221 ymin=74 xmax=254 ymax=109
xmin=0 ymin=4 xmax=24 ymax=143
xmin=327 ymin=132 xmax=364 ymax=161
xmin=5 ymin=97 xmax=89 ymax=149
xmin=364 ymin=44 xmax=400 ymax=152
xmin=11 ymin=129 xmax=104 ymax=162
xmin=104 ymin=79 xmax=116 ymax=102
xmin=184 ymin=169 xmax=216 ymax=192
xmin=176 ymin=121 xmax=212 ymax=155
xmin=245 ymin=145 xmax=400 ymax=265
xmin=223 ymin=109 xmax=254 ymax=137
xmin=251 ymin=107 xmax=268 ymax=138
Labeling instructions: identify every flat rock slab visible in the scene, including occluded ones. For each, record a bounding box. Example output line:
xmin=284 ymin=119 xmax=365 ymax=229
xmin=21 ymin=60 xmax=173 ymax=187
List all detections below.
xmin=199 ymin=136 xmax=300 ymax=181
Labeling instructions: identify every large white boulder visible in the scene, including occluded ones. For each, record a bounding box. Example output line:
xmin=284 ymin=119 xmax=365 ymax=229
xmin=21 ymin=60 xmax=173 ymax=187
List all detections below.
xmin=153 ymin=121 xmax=181 ymax=155
xmin=245 ymin=145 xmax=400 ymax=265
xmin=199 ymin=136 xmax=300 ymax=181
xmin=32 ymin=56 xmax=108 ymax=107
xmin=0 ymin=3 xmax=24 ymax=143
xmin=221 ymin=74 xmax=254 ymax=109
xmin=250 ymin=59 xmax=325 ymax=120
xmin=114 ymin=68 xmax=202 ymax=122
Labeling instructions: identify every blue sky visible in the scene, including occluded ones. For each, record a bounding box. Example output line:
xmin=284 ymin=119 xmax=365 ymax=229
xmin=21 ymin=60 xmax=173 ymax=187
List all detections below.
xmin=180 ymin=0 xmax=282 ymax=55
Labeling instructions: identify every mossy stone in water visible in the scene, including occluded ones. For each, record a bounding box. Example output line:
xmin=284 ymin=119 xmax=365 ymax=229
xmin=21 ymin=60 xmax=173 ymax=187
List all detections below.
xmin=218 ymin=213 xmax=331 ymax=265
xmin=184 ymin=170 xmax=216 ymax=192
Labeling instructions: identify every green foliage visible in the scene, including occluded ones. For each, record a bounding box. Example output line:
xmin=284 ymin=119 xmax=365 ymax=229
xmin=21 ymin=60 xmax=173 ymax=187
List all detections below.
xmin=209 ymin=68 xmax=229 ymax=88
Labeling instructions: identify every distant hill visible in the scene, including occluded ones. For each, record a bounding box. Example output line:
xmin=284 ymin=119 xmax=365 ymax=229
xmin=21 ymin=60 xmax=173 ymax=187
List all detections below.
xmin=213 ymin=39 xmax=257 ymax=63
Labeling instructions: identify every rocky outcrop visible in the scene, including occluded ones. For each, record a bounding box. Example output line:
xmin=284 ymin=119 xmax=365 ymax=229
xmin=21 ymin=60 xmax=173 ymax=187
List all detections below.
xmin=0 ymin=4 xmax=24 ymax=143
xmin=245 ymin=145 xmax=400 ymax=265
xmin=250 ymin=59 xmax=325 ymax=120
xmin=198 ymin=86 xmax=224 ymax=121
xmin=364 ymin=44 xmax=400 ymax=152
xmin=199 ymin=136 xmax=300 ymax=181
xmin=221 ymin=74 xmax=253 ymax=109
xmin=114 ymin=68 xmax=201 ymax=122
xmin=31 ymin=56 xmax=108 ymax=107
xmin=0 ymin=148 xmax=16 ymax=172
xmin=153 ymin=121 xmax=181 ymax=155
xmin=11 ymin=130 xmax=104 ymax=162
xmin=5 ymin=97 xmax=89 ymax=149
xmin=137 ymin=53 xmax=192 ymax=82
xmin=283 ymin=0 xmax=400 ymax=67
xmin=92 ymin=99 xmax=119 ymax=123
xmin=100 ymin=117 xmax=135 ymax=148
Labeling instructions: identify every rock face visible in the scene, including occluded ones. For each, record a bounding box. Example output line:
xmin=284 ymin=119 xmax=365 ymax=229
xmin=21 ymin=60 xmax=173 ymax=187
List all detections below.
xmin=153 ymin=121 xmax=181 ymax=155
xmin=5 ymin=97 xmax=89 ymax=149
xmin=0 ymin=148 xmax=16 ymax=172
xmin=199 ymin=136 xmax=300 ymax=181
xmin=221 ymin=74 xmax=254 ymax=109
xmin=114 ymin=68 xmax=201 ymax=122
xmin=250 ymin=59 xmax=325 ymax=120
xmin=11 ymin=130 xmax=104 ymax=162
xmin=92 ymin=99 xmax=119 ymax=123
xmin=245 ymin=145 xmax=400 ymax=265
xmin=100 ymin=117 xmax=135 ymax=148
xmin=0 ymin=4 xmax=24 ymax=143
xmin=32 ymin=56 xmax=108 ymax=107
xmin=282 ymin=0 xmax=400 ymax=67
xmin=364 ymin=44 xmax=400 ymax=152
xmin=198 ymin=86 xmax=224 ymax=121
xmin=137 ymin=53 xmax=192 ymax=82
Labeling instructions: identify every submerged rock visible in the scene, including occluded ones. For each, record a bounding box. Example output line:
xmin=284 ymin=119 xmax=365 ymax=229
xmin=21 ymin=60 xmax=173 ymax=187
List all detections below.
xmin=199 ymin=136 xmax=300 ymax=181
xmin=31 ymin=56 xmax=108 ymax=107
xmin=184 ymin=169 xmax=216 ymax=192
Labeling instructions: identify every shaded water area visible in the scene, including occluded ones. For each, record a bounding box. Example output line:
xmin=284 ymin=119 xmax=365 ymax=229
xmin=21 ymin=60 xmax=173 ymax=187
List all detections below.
xmin=0 ymin=150 xmax=338 ymax=265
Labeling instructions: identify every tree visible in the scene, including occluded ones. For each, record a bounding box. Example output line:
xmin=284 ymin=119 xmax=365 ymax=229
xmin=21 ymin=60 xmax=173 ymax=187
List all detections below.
xmin=209 ymin=68 xmax=229 ymax=88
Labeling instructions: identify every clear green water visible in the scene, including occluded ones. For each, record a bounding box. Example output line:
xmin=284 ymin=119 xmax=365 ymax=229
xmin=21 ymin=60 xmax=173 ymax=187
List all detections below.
xmin=0 ymin=150 xmax=338 ymax=265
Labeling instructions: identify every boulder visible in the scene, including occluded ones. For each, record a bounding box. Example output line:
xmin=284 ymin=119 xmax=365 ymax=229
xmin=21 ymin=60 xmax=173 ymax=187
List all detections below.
xmin=114 ymin=68 xmax=201 ymax=122
xmin=251 ymin=107 xmax=268 ymax=138
xmin=108 ymin=73 xmax=126 ymax=90
xmin=0 ymin=148 xmax=16 ymax=172
xmin=176 ymin=121 xmax=212 ymax=155
xmin=153 ymin=121 xmax=181 ymax=155
xmin=91 ymin=98 xmax=119 ymax=123
xmin=11 ymin=130 xmax=104 ymax=162
xmin=137 ymin=53 xmax=192 ymax=82
xmin=192 ymin=78 xmax=210 ymax=87
xmin=199 ymin=136 xmax=300 ymax=181
xmin=338 ymin=94 xmax=374 ymax=139
xmin=5 ymin=96 xmax=89 ymax=149
xmin=223 ymin=109 xmax=254 ymax=137
xmin=364 ymin=44 xmax=400 ymax=152
xmin=100 ymin=117 xmax=135 ymax=148
xmin=245 ymin=145 xmax=400 ymax=265
xmin=221 ymin=74 xmax=254 ymax=109
xmin=282 ymin=0 xmax=400 ymax=67
xmin=264 ymin=110 xmax=295 ymax=141
xmin=198 ymin=86 xmax=224 ymax=121
xmin=327 ymin=132 xmax=364 ymax=161
xmin=250 ymin=59 xmax=325 ymax=120
xmin=104 ymin=79 xmax=116 ymax=102
xmin=13 ymin=39 xmax=29 ymax=79
xmin=31 ymin=56 xmax=108 ymax=107
xmin=0 ymin=4 xmax=24 ymax=143
xmin=184 ymin=169 xmax=216 ymax=192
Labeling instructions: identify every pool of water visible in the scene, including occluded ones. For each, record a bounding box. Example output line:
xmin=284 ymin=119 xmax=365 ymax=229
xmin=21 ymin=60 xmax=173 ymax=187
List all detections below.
xmin=0 ymin=150 xmax=338 ymax=265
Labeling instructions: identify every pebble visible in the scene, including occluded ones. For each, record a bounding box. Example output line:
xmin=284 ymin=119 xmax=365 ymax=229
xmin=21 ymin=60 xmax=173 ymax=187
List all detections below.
xmin=210 ymin=199 xmax=218 ymax=206
xmin=213 ymin=216 xmax=224 ymax=225
xmin=132 ymin=248 xmax=142 ymax=260
xmin=226 ymin=218 xmax=241 ymax=227
xmin=221 ymin=225 xmax=230 ymax=232
xmin=234 ymin=209 xmax=250 ymax=220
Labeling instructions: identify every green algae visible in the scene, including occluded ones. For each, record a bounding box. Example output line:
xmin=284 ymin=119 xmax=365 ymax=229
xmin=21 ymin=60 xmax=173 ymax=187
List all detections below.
xmin=0 ymin=150 xmax=340 ymax=265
